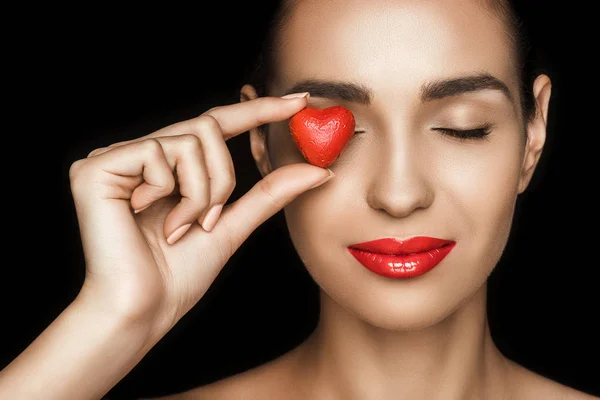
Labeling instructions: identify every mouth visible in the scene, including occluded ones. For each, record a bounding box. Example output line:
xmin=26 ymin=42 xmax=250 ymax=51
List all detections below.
xmin=347 ymin=236 xmax=456 ymax=279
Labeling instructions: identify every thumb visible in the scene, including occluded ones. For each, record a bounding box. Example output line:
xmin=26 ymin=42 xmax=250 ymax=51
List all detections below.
xmin=213 ymin=163 xmax=334 ymax=256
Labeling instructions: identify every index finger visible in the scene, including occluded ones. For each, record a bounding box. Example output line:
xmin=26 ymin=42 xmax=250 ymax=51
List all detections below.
xmin=202 ymin=93 xmax=309 ymax=140
xmin=97 ymin=93 xmax=309 ymax=152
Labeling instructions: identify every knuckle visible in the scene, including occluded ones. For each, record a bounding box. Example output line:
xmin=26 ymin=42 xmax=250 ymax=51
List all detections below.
xmin=193 ymin=114 xmax=220 ymax=133
xmin=224 ymin=168 xmax=237 ymax=195
xmin=257 ymin=176 xmax=284 ymax=209
xmin=141 ymin=138 xmax=164 ymax=158
xmin=69 ymin=159 xmax=96 ymax=198
xmin=161 ymin=175 xmax=177 ymax=195
xmin=212 ymin=178 xmax=236 ymax=204
xmin=69 ymin=159 xmax=86 ymax=182
xmin=213 ymin=163 xmax=236 ymax=201
xmin=178 ymin=133 xmax=202 ymax=152
xmin=228 ymin=173 xmax=237 ymax=194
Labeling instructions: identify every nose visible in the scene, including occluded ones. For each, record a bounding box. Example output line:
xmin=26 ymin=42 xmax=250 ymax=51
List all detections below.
xmin=366 ymin=134 xmax=435 ymax=218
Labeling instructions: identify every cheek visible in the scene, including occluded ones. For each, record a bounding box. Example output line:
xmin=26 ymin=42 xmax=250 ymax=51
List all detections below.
xmin=283 ymin=174 xmax=357 ymax=256
xmin=433 ymin=133 xmax=524 ymax=289
xmin=281 ymin=151 xmax=371 ymax=299
xmin=437 ymin=137 xmax=523 ymax=235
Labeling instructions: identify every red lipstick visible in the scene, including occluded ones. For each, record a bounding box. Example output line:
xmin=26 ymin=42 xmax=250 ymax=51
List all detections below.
xmin=347 ymin=237 xmax=456 ymax=279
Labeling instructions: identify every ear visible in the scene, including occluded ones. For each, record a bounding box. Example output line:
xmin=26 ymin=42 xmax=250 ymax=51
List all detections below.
xmin=518 ymin=74 xmax=552 ymax=194
xmin=241 ymin=84 xmax=273 ymax=178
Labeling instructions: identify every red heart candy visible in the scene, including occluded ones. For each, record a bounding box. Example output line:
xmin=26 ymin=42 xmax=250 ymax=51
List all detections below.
xmin=288 ymin=106 xmax=356 ymax=168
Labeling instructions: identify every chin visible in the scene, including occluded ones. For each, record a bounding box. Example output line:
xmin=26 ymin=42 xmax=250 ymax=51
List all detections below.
xmin=310 ymin=245 xmax=495 ymax=332
xmin=328 ymin=281 xmax=472 ymax=332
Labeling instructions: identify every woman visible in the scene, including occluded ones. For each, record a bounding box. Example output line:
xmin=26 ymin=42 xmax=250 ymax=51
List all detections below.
xmin=0 ymin=0 xmax=597 ymax=399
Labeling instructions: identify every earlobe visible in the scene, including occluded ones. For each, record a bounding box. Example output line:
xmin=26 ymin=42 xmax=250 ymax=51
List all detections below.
xmin=240 ymin=84 xmax=273 ymax=178
xmin=518 ymin=74 xmax=552 ymax=194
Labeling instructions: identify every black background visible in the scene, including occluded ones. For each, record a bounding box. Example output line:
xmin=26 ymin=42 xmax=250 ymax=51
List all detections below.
xmin=2 ymin=2 xmax=599 ymax=399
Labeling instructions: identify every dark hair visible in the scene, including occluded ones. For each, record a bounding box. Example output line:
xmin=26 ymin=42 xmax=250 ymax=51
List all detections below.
xmin=247 ymin=0 xmax=544 ymax=129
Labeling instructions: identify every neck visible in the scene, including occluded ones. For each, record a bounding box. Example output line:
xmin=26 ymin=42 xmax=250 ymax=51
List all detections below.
xmin=298 ymin=283 xmax=511 ymax=400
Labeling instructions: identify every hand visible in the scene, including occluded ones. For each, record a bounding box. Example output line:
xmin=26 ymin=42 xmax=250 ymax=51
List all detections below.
xmin=69 ymin=94 xmax=333 ymax=337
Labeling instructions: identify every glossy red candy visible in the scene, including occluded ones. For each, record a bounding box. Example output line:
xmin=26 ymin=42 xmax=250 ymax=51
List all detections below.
xmin=288 ymin=106 xmax=356 ymax=168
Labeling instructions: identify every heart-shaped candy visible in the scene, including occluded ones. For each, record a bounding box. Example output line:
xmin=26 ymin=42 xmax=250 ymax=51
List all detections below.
xmin=288 ymin=106 xmax=356 ymax=168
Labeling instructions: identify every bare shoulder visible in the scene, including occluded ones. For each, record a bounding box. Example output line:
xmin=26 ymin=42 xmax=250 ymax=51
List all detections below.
xmin=141 ymin=351 xmax=600 ymax=400
xmin=142 ymin=347 xmax=303 ymax=400
xmin=507 ymin=359 xmax=599 ymax=400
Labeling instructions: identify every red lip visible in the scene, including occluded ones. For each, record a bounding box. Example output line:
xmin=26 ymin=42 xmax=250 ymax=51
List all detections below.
xmin=347 ymin=237 xmax=456 ymax=279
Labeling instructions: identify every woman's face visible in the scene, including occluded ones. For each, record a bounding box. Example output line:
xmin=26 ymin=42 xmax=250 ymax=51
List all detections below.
xmin=250 ymin=0 xmax=546 ymax=330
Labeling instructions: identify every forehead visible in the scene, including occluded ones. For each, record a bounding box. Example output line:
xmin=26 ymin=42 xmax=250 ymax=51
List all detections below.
xmin=274 ymin=0 xmax=517 ymax=100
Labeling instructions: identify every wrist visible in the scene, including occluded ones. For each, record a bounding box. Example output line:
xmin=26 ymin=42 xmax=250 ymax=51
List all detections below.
xmin=74 ymin=281 xmax=175 ymax=345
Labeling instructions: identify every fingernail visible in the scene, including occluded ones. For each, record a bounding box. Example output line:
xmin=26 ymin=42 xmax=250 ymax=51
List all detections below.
xmin=310 ymin=169 xmax=335 ymax=189
xmin=134 ymin=204 xmax=151 ymax=214
xmin=281 ymin=92 xmax=310 ymax=99
xmin=167 ymin=223 xmax=192 ymax=245
xmin=201 ymin=204 xmax=223 ymax=232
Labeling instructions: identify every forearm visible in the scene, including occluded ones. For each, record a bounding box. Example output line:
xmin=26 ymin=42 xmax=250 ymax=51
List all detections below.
xmin=0 ymin=294 xmax=159 ymax=400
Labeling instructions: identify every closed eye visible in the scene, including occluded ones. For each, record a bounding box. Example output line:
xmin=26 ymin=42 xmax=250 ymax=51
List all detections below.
xmin=432 ymin=126 xmax=492 ymax=140
xmin=352 ymin=126 xmax=492 ymax=140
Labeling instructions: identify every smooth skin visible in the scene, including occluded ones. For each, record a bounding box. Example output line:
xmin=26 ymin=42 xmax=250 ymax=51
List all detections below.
xmin=1 ymin=0 xmax=597 ymax=400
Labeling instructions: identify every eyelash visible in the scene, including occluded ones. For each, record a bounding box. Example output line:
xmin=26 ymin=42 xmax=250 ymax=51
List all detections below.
xmin=353 ymin=126 xmax=492 ymax=140
xmin=432 ymin=126 xmax=492 ymax=140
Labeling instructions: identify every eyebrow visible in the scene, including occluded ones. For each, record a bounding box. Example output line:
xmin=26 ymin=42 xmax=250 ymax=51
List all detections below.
xmin=421 ymin=73 xmax=513 ymax=102
xmin=282 ymin=73 xmax=513 ymax=105
xmin=284 ymin=79 xmax=373 ymax=104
